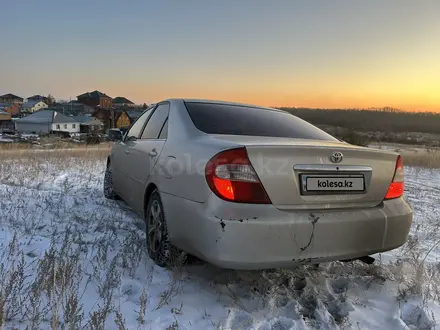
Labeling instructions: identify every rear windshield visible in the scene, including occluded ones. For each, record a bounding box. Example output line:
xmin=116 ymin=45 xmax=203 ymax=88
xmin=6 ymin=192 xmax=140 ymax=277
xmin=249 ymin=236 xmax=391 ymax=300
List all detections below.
xmin=184 ymin=102 xmax=338 ymax=141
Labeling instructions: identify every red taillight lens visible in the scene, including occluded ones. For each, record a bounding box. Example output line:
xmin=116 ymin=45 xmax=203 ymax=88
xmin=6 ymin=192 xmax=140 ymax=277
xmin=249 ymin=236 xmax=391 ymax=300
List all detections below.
xmin=385 ymin=182 xmax=404 ymax=200
xmin=205 ymin=148 xmax=271 ymax=204
xmin=384 ymin=155 xmax=404 ymax=200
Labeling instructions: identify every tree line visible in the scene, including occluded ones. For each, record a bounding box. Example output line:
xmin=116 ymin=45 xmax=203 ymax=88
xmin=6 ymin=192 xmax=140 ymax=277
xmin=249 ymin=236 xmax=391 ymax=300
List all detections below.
xmin=278 ymin=107 xmax=440 ymax=134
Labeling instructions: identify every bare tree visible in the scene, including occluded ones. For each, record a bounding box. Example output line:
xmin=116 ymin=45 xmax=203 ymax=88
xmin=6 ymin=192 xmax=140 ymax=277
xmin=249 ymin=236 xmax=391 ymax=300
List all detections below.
xmin=46 ymin=94 xmax=56 ymax=106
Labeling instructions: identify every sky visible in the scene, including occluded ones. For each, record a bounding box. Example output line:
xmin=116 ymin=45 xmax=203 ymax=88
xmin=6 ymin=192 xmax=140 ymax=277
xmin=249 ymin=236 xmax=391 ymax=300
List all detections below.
xmin=1 ymin=0 xmax=440 ymax=111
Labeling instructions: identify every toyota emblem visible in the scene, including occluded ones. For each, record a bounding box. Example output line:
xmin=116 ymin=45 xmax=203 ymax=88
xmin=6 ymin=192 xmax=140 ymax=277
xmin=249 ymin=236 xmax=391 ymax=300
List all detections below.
xmin=331 ymin=152 xmax=343 ymax=163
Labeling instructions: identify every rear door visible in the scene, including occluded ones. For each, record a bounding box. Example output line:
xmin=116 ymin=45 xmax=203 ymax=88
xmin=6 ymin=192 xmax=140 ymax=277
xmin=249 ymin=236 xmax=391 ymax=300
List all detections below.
xmin=124 ymin=103 xmax=170 ymax=212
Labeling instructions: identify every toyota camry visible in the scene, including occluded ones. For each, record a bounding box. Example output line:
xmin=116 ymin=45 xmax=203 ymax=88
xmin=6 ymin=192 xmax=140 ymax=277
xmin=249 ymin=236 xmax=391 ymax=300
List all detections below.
xmin=104 ymin=99 xmax=413 ymax=270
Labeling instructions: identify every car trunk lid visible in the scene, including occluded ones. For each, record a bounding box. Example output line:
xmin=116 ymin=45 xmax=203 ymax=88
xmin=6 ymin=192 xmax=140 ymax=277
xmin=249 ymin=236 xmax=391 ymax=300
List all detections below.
xmin=209 ymin=135 xmax=399 ymax=210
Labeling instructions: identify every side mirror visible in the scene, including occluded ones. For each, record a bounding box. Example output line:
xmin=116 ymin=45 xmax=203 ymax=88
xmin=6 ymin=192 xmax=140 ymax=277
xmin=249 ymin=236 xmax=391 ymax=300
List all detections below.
xmin=107 ymin=128 xmax=123 ymax=141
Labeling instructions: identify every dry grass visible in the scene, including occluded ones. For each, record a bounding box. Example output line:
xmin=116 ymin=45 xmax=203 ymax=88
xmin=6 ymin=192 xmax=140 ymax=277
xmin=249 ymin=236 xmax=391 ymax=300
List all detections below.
xmin=0 ymin=149 xmax=139 ymax=329
xmin=0 ymin=137 xmax=113 ymax=151
xmin=1 ymin=147 xmax=110 ymax=162
xmin=0 ymin=224 xmax=150 ymax=329
xmin=400 ymin=148 xmax=440 ymax=168
xmin=0 ymin=149 xmax=194 ymax=330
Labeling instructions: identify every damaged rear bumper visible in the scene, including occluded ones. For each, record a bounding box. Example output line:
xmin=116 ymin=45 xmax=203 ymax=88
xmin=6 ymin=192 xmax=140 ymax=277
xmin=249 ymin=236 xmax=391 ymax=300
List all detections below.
xmin=164 ymin=193 xmax=413 ymax=270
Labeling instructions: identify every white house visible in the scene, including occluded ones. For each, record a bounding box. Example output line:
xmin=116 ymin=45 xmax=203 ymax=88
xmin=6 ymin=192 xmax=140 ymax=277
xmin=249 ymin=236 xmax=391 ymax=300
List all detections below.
xmin=15 ymin=110 xmax=80 ymax=134
xmin=22 ymin=100 xmax=48 ymax=113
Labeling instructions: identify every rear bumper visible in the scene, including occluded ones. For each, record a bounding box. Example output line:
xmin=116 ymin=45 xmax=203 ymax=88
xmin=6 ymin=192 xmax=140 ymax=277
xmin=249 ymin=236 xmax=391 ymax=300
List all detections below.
xmin=163 ymin=193 xmax=413 ymax=270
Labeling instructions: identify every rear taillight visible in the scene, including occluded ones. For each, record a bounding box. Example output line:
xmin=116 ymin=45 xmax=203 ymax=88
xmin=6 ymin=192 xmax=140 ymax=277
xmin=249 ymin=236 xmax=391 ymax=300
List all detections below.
xmin=205 ymin=147 xmax=271 ymax=204
xmin=384 ymin=155 xmax=404 ymax=200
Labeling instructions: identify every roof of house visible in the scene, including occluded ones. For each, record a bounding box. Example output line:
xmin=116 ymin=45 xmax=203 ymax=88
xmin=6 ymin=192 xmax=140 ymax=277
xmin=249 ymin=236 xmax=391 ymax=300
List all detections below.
xmin=27 ymin=94 xmax=45 ymax=100
xmin=112 ymin=96 xmax=134 ymax=105
xmin=15 ymin=110 xmax=79 ymax=124
xmin=73 ymin=115 xmax=104 ymax=125
xmin=0 ymin=93 xmax=23 ymax=100
xmin=53 ymin=112 xmax=78 ymax=124
xmin=23 ymin=100 xmax=47 ymax=108
xmin=72 ymin=115 xmax=92 ymax=123
xmin=77 ymin=90 xmax=112 ymax=100
xmin=15 ymin=110 xmax=53 ymax=124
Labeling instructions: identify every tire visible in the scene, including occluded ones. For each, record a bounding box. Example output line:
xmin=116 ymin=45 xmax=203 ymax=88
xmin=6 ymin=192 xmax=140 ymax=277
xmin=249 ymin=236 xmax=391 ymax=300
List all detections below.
xmin=145 ymin=190 xmax=187 ymax=268
xmin=103 ymin=162 xmax=118 ymax=200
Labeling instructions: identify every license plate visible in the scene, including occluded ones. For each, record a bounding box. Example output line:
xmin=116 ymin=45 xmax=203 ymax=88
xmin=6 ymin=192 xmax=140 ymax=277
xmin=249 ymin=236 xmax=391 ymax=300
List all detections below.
xmin=303 ymin=176 xmax=364 ymax=192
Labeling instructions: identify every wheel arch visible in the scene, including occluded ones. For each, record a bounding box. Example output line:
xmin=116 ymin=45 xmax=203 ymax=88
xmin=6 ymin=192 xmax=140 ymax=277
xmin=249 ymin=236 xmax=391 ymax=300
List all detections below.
xmin=144 ymin=182 xmax=158 ymax=213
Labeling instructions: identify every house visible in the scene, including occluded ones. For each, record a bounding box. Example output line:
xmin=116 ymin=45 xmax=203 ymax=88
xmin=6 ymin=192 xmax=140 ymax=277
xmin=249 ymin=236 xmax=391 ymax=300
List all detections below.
xmin=0 ymin=111 xmax=14 ymax=132
xmin=22 ymin=100 xmax=48 ymax=113
xmin=73 ymin=115 xmax=105 ymax=133
xmin=14 ymin=110 xmax=80 ymax=134
xmin=116 ymin=111 xmax=131 ymax=128
xmin=93 ymin=108 xmax=131 ymax=130
xmin=112 ymin=96 xmax=135 ymax=108
xmin=77 ymin=90 xmax=112 ymax=109
xmin=0 ymin=93 xmax=23 ymax=104
xmin=27 ymin=94 xmax=54 ymax=105
xmin=0 ymin=103 xmax=21 ymax=117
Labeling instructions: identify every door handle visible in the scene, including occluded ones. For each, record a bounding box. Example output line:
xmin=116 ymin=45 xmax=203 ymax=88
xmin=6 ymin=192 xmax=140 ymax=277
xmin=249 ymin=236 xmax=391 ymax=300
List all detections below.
xmin=149 ymin=149 xmax=158 ymax=157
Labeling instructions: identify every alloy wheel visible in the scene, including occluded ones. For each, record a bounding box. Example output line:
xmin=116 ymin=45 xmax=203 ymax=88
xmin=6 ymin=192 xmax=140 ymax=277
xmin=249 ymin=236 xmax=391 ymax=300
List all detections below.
xmin=147 ymin=200 xmax=163 ymax=254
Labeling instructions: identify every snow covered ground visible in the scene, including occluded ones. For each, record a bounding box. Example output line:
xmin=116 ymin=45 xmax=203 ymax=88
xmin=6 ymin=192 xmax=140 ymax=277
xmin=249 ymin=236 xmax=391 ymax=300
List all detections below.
xmin=1 ymin=151 xmax=440 ymax=329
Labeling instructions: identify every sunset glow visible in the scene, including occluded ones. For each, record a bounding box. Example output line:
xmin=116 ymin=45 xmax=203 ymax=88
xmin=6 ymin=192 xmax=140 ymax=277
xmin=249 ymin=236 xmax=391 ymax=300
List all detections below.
xmin=1 ymin=0 xmax=439 ymax=112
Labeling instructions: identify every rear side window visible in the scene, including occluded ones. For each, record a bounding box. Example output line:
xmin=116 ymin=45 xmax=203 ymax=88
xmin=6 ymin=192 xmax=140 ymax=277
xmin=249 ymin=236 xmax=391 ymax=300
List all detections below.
xmin=141 ymin=103 xmax=170 ymax=139
xmin=184 ymin=102 xmax=338 ymax=141
xmin=158 ymin=119 xmax=168 ymax=139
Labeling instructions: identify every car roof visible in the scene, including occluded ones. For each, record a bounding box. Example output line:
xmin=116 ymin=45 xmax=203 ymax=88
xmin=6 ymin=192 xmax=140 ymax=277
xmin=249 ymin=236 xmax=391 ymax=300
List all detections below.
xmin=163 ymin=98 xmax=286 ymax=113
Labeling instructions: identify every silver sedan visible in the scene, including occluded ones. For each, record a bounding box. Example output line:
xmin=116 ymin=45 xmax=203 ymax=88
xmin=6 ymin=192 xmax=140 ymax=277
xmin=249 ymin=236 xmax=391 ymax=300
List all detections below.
xmin=104 ymin=99 xmax=413 ymax=269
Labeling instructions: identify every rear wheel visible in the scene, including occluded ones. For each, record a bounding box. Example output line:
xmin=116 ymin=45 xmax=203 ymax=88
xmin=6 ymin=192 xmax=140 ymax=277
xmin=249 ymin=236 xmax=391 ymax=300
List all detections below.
xmin=103 ymin=162 xmax=119 ymax=199
xmin=145 ymin=190 xmax=187 ymax=268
